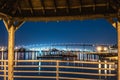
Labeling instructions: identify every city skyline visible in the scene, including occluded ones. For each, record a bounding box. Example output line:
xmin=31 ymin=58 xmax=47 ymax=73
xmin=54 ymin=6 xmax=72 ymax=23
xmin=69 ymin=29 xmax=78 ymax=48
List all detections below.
xmin=0 ymin=18 xmax=117 ymax=46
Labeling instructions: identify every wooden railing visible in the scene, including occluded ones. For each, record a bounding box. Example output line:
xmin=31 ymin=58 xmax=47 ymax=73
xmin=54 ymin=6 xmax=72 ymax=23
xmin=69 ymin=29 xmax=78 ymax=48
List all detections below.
xmin=0 ymin=60 xmax=117 ymax=80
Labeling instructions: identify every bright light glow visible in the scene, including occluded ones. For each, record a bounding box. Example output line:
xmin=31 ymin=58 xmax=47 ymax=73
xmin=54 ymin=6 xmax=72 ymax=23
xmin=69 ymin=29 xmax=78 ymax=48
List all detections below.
xmin=104 ymin=47 xmax=108 ymax=51
xmin=1 ymin=47 xmax=4 ymax=51
xmin=96 ymin=46 xmax=102 ymax=52
xmin=15 ymin=47 xmax=18 ymax=49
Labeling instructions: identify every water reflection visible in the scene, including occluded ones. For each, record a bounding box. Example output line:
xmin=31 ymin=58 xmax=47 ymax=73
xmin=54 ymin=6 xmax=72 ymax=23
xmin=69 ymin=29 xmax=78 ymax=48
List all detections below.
xmin=38 ymin=60 xmax=41 ymax=75
xmin=0 ymin=50 xmax=117 ymax=80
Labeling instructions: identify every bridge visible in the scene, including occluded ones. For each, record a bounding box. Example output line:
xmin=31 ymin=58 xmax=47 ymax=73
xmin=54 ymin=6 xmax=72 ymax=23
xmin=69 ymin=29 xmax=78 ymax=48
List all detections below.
xmin=0 ymin=0 xmax=120 ymax=80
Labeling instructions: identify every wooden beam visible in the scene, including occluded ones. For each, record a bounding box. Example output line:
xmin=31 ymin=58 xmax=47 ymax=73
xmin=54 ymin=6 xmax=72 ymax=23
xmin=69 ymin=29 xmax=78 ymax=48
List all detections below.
xmin=109 ymin=0 xmax=118 ymax=11
xmin=17 ymin=3 xmax=22 ymax=15
xmin=3 ymin=19 xmax=9 ymax=31
xmin=28 ymin=0 xmax=34 ymax=15
xmin=93 ymin=0 xmax=96 ymax=12
xmin=13 ymin=13 xmax=117 ymax=22
xmin=53 ymin=0 xmax=57 ymax=13
xmin=1 ymin=0 xmax=8 ymax=9
xmin=107 ymin=18 xmax=117 ymax=28
xmin=106 ymin=0 xmax=110 ymax=11
xmin=40 ymin=0 xmax=46 ymax=15
xmin=79 ymin=0 xmax=82 ymax=12
xmin=14 ymin=21 xmax=25 ymax=30
xmin=66 ymin=0 xmax=70 ymax=14
xmin=11 ymin=0 xmax=20 ymax=15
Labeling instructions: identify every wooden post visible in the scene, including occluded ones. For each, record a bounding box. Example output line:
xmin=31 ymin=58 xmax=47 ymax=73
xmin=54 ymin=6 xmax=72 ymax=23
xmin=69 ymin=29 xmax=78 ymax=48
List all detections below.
xmin=109 ymin=64 xmax=111 ymax=74
xmin=98 ymin=60 xmax=101 ymax=80
xmin=8 ymin=24 xmax=15 ymax=80
xmin=56 ymin=60 xmax=59 ymax=80
xmin=117 ymin=22 xmax=120 ymax=80
xmin=3 ymin=19 xmax=24 ymax=80
xmin=112 ymin=21 xmax=120 ymax=80
xmin=4 ymin=60 xmax=6 ymax=80
xmin=104 ymin=60 xmax=107 ymax=79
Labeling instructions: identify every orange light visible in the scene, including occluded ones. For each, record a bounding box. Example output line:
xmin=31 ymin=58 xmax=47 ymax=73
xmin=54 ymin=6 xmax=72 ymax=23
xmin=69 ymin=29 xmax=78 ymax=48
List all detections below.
xmin=96 ymin=46 xmax=102 ymax=52
xmin=104 ymin=47 xmax=108 ymax=51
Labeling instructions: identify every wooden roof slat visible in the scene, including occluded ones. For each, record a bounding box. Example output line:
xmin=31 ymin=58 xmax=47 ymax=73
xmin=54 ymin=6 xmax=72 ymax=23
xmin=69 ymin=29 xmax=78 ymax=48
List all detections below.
xmin=95 ymin=0 xmax=107 ymax=4
xmin=79 ymin=0 xmax=82 ymax=12
xmin=40 ymin=0 xmax=46 ymax=15
xmin=53 ymin=0 xmax=57 ymax=13
xmin=56 ymin=0 xmax=67 ymax=8
xmin=20 ymin=0 xmax=30 ymax=8
xmin=109 ymin=0 xmax=118 ymax=11
xmin=31 ymin=0 xmax=42 ymax=8
xmin=92 ymin=0 xmax=96 ymax=12
xmin=17 ymin=0 xmax=22 ymax=14
xmin=106 ymin=0 xmax=110 ymax=11
xmin=28 ymin=0 xmax=34 ymax=15
xmin=44 ymin=0 xmax=54 ymax=9
xmin=66 ymin=0 xmax=70 ymax=14
xmin=81 ymin=0 xmax=94 ymax=5
xmin=0 ymin=0 xmax=7 ymax=9
xmin=70 ymin=0 xmax=81 ymax=6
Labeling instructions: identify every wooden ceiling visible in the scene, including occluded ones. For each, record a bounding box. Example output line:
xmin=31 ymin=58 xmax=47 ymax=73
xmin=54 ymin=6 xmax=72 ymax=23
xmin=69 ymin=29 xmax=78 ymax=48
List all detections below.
xmin=0 ymin=0 xmax=120 ymax=21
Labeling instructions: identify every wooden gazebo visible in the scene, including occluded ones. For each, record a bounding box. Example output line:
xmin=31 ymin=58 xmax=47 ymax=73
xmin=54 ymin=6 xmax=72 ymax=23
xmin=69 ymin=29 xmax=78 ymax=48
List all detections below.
xmin=0 ymin=0 xmax=120 ymax=80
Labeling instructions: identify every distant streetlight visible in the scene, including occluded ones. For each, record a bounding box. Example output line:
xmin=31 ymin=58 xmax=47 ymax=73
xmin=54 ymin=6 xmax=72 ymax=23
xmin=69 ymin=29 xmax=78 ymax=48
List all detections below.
xmin=103 ymin=47 xmax=108 ymax=51
xmin=96 ymin=46 xmax=108 ymax=52
xmin=96 ymin=46 xmax=102 ymax=52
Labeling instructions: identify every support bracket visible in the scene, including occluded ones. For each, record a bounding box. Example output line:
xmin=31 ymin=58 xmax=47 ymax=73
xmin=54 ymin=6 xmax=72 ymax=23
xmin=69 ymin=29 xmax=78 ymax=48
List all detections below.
xmin=3 ymin=18 xmax=24 ymax=32
xmin=107 ymin=18 xmax=120 ymax=29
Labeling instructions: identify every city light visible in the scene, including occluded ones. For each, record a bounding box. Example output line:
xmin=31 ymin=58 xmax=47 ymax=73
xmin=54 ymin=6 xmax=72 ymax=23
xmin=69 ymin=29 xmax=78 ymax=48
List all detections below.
xmin=96 ymin=46 xmax=102 ymax=52
xmin=96 ymin=46 xmax=108 ymax=52
xmin=104 ymin=47 xmax=108 ymax=51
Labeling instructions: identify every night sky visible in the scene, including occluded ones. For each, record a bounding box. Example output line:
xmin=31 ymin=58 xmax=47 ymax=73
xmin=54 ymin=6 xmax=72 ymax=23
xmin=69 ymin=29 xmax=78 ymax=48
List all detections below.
xmin=0 ymin=18 xmax=117 ymax=46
